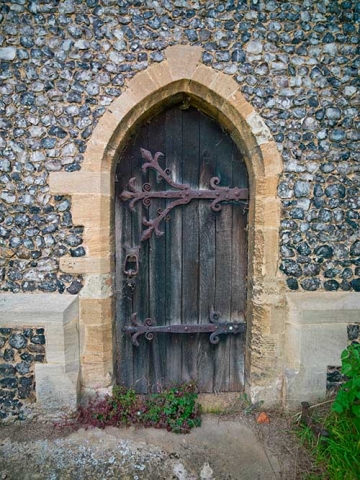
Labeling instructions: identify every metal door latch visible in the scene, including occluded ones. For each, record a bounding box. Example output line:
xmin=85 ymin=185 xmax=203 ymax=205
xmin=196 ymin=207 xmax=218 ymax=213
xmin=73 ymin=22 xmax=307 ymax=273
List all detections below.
xmin=123 ymin=246 xmax=140 ymax=291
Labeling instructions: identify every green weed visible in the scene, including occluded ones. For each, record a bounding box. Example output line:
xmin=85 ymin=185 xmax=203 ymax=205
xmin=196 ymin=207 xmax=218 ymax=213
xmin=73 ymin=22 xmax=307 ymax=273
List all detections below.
xmin=332 ymin=343 xmax=360 ymax=419
xmin=297 ymin=343 xmax=360 ymax=480
xmin=77 ymin=381 xmax=201 ymax=434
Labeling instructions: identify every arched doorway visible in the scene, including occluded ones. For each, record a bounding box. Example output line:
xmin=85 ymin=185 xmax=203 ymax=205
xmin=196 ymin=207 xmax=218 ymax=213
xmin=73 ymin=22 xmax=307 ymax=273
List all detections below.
xmin=49 ymin=45 xmax=283 ymax=404
xmin=115 ymin=103 xmax=249 ymax=393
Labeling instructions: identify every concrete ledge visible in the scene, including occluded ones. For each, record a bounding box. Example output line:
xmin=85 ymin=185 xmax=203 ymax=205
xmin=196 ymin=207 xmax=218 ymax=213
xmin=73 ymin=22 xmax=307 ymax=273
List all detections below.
xmin=285 ymin=292 xmax=360 ymax=408
xmin=0 ymin=294 xmax=80 ymax=417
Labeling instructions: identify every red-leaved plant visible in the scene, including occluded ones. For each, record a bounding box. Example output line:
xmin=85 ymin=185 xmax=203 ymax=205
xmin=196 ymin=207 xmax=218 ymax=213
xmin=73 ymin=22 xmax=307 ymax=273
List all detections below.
xmin=76 ymin=382 xmax=201 ymax=434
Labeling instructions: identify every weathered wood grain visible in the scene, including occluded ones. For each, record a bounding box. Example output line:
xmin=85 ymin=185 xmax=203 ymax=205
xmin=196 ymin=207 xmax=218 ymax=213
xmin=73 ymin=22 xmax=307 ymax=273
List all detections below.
xmin=116 ymin=105 xmax=248 ymax=393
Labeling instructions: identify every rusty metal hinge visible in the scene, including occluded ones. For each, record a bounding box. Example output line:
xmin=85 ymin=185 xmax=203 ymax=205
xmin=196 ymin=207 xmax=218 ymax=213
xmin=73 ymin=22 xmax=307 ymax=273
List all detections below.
xmin=120 ymin=148 xmax=249 ymax=241
xmin=123 ymin=311 xmax=246 ymax=347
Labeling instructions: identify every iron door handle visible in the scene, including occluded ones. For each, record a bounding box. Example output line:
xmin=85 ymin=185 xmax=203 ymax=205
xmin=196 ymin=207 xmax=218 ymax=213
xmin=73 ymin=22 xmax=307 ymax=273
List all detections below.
xmin=123 ymin=246 xmax=140 ymax=278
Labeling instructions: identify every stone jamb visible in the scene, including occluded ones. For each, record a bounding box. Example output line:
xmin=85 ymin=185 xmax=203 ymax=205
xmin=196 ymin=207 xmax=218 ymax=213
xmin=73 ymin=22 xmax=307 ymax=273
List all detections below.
xmin=49 ymin=45 xmax=284 ymax=402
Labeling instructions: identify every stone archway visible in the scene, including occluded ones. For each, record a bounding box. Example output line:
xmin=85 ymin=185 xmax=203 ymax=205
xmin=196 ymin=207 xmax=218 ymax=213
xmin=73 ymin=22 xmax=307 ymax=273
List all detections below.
xmin=49 ymin=45 xmax=284 ymax=404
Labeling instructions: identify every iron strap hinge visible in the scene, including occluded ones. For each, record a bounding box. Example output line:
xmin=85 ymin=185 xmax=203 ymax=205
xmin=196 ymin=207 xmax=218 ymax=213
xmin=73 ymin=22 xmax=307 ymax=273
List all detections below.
xmin=123 ymin=312 xmax=246 ymax=347
xmin=120 ymin=148 xmax=249 ymax=241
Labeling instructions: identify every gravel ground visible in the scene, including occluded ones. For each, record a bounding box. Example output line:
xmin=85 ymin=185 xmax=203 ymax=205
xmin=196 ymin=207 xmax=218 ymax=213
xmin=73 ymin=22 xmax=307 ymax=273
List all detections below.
xmin=0 ymin=412 xmax=322 ymax=480
xmin=0 ymin=427 xmax=202 ymax=480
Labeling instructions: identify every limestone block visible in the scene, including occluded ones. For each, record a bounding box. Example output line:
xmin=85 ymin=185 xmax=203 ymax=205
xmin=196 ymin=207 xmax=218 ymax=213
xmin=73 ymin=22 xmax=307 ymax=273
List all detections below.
xmin=80 ymin=297 xmax=114 ymax=326
xmin=270 ymin=306 xmax=286 ymax=335
xmin=192 ymin=64 xmax=218 ymax=88
xmin=264 ymin=228 xmax=280 ymax=277
xmin=254 ymin=197 xmax=280 ymax=228
xmin=209 ymin=74 xmax=239 ymax=100
xmin=227 ymin=90 xmax=254 ymax=117
xmin=109 ymin=91 xmax=138 ymax=122
xmin=127 ymin=69 xmax=158 ymax=102
xmin=285 ymin=367 xmax=327 ymax=407
xmin=35 ymin=364 xmax=79 ymax=416
xmin=92 ymin=111 xmax=118 ymax=140
xmin=230 ymin=129 xmax=259 ymax=176
xmin=248 ymin=378 xmax=283 ymax=406
xmin=72 ymin=194 xmax=111 ymax=225
xmin=260 ymin=141 xmax=283 ymax=176
xmin=166 ymin=45 xmax=202 ymax=80
xmin=80 ymin=273 xmax=113 ymax=299
xmin=83 ymin=225 xmax=113 ymax=257
xmin=0 ymin=294 xmax=80 ymax=416
xmin=49 ymin=172 xmax=109 ymax=195
xmin=60 ymin=256 xmax=112 ymax=275
xmin=45 ymin=313 xmax=79 ymax=366
xmin=82 ymin=137 xmax=108 ymax=166
xmin=81 ymin=360 xmax=113 ymax=388
xmin=245 ymin=112 xmax=272 ymax=146
xmin=255 ymin=176 xmax=279 ymax=197
xmin=146 ymin=61 xmax=174 ymax=89
xmin=82 ymin=323 xmax=113 ymax=356
xmin=284 ymin=292 xmax=360 ymax=407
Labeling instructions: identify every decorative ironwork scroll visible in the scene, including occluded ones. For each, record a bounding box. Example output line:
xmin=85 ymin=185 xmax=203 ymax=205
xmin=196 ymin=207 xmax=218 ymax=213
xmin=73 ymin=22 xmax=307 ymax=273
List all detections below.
xmin=120 ymin=148 xmax=249 ymax=241
xmin=123 ymin=311 xmax=246 ymax=347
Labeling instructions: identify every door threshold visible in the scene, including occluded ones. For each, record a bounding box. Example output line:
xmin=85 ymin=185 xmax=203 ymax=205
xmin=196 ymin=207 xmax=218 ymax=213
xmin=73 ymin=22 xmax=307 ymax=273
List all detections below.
xmin=198 ymin=392 xmax=245 ymax=414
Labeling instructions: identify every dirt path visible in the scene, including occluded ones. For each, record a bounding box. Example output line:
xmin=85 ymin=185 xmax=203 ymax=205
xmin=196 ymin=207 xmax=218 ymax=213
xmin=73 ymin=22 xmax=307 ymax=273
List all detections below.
xmin=0 ymin=414 xmax=317 ymax=479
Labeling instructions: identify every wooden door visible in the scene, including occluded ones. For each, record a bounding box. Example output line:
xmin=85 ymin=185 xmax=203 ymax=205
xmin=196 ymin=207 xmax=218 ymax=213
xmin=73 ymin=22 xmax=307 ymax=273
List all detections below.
xmin=115 ymin=105 xmax=248 ymax=393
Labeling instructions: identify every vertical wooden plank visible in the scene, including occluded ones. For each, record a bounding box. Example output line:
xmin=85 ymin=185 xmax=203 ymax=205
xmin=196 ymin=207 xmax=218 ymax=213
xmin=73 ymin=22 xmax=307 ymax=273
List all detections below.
xmin=197 ymin=113 xmax=217 ymax=392
xmin=181 ymin=107 xmax=200 ymax=384
xmin=229 ymin=144 xmax=248 ymax=390
xmin=213 ymin=121 xmax=234 ymax=392
xmin=147 ymin=113 xmax=167 ymax=391
xmin=165 ymin=107 xmax=183 ymax=387
xmin=131 ymin=127 xmax=151 ymax=393
xmin=115 ymin=149 xmax=134 ymax=388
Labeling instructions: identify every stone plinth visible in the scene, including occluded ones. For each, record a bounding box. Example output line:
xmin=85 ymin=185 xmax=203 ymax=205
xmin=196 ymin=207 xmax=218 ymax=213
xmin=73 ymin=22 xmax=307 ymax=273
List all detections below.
xmin=285 ymin=292 xmax=360 ymax=408
xmin=0 ymin=294 xmax=80 ymax=417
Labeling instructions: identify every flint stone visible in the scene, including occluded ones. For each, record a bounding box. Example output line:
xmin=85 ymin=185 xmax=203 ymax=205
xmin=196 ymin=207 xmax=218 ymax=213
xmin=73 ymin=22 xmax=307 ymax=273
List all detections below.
xmin=325 ymin=107 xmax=341 ymax=120
xmin=341 ymin=280 xmax=352 ymax=291
xmin=0 ymin=47 xmax=16 ymax=60
xmin=3 ymin=349 xmax=14 ymax=361
xmin=278 ymin=181 xmax=293 ymax=199
xmin=350 ymin=278 xmax=360 ymax=292
xmin=325 ymin=184 xmax=345 ymax=198
xmin=314 ymin=245 xmax=333 ymax=259
xmin=31 ymin=334 xmax=45 ymax=345
xmin=294 ymin=181 xmax=310 ymax=198
xmin=245 ymin=40 xmax=263 ymax=54
xmin=324 ymin=280 xmax=339 ymax=291
xmin=340 ymin=268 xmax=353 ymax=279
xmin=280 ymin=260 xmax=302 ymax=277
xmin=303 ymin=263 xmax=321 ymax=276
xmin=9 ymin=334 xmax=27 ymax=350
xmin=15 ymin=362 xmax=31 ymax=375
xmin=301 ymin=278 xmax=320 ymax=291
xmin=350 ymin=240 xmax=360 ymax=257
xmin=286 ymin=278 xmax=299 ymax=290
xmin=70 ymin=247 xmax=85 ymax=257
xmin=0 ymin=364 xmax=15 ymax=377
xmin=0 ymin=377 xmax=17 ymax=388
xmin=347 ymin=324 xmax=360 ymax=340
xmin=67 ymin=279 xmax=83 ymax=294
xmin=330 ymin=130 xmax=345 ymax=142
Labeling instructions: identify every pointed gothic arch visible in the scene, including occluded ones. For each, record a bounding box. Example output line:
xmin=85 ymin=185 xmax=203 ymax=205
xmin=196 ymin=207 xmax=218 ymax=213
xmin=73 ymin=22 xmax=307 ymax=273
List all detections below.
xmin=49 ymin=45 xmax=284 ymax=403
